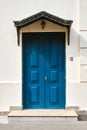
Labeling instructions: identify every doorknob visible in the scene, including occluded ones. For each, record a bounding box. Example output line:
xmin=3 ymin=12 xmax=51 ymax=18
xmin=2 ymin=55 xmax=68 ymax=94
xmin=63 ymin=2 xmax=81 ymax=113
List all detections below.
xmin=45 ymin=76 xmax=48 ymax=81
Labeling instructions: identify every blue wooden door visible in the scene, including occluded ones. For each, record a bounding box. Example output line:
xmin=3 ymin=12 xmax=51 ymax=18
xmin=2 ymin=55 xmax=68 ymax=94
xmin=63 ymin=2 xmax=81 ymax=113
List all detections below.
xmin=22 ymin=33 xmax=65 ymax=109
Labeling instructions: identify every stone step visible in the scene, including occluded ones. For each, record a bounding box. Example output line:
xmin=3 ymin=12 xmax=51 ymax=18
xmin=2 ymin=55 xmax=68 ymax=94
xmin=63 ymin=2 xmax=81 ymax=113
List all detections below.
xmin=8 ymin=110 xmax=78 ymax=122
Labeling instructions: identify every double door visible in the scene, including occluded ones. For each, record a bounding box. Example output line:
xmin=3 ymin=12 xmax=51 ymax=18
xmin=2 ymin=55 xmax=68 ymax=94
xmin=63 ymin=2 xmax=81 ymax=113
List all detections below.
xmin=22 ymin=33 xmax=65 ymax=109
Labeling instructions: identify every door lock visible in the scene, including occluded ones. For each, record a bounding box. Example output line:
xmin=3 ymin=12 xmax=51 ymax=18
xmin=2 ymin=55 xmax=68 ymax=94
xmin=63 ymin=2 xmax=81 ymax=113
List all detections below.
xmin=45 ymin=76 xmax=48 ymax=81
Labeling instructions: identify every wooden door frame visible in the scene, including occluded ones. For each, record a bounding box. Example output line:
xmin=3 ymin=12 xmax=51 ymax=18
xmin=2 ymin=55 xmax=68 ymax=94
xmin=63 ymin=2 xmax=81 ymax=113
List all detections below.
xmin=22 ymin=32 xmax=66 ymax=109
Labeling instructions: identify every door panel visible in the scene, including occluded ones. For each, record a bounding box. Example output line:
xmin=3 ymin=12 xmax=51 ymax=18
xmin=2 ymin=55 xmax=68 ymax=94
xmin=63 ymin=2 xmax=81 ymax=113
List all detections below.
xmin=22 ymin=33 xmax=65 ymax=109
xmin=45 ymin=34 xmax=65 ymax=108
xmin=22 ymin=35 xmax=45 ymax=108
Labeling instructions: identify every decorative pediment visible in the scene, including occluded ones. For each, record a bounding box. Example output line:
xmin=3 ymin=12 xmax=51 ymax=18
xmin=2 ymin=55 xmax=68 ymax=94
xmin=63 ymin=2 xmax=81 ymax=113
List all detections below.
xmin=14 ymin=11 xmax=73 ymax=45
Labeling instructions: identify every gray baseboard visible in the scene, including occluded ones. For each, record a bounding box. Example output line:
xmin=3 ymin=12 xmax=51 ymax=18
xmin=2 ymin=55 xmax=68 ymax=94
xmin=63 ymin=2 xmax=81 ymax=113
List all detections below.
xmin=10 ymin=106 xmax=80 ymax=111
xmin=77 ymin=111 xmax=87 ymax=121
xmin=66 ymin=106 xmax=79 ymax=111
xmin=10 ymin=106 xmax=22 ymax=111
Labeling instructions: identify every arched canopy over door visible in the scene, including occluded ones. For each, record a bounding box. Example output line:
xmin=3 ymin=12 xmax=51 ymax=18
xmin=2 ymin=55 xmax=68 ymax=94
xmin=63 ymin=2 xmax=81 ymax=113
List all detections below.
xmin=14 ymin=11 xmax=73 ymax=45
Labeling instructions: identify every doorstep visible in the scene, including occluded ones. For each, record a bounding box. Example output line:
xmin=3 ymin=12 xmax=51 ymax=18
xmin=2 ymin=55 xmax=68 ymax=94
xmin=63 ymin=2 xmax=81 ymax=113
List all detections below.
xmin=8 ymin=109 xmax=78 ymax=122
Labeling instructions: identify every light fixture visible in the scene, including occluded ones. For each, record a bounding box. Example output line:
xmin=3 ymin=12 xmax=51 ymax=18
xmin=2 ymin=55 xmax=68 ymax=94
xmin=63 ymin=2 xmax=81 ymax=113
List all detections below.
xmin=41 ymin=20 xmax=46 ymax=29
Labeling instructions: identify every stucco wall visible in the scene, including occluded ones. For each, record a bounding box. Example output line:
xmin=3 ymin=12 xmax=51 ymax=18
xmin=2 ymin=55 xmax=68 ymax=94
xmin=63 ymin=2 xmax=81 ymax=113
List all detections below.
xmin=0 ymin=0 xmax=86 ymax=111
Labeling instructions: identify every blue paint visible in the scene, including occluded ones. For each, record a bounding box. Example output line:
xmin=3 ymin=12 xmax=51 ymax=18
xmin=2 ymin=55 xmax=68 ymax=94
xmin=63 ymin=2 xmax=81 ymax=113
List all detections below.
xmin=22 ymin=33 xmax=65 ymax=109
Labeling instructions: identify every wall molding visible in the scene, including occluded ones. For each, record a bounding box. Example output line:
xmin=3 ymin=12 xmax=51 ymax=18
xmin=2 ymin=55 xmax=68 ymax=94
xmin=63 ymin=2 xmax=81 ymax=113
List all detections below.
xmin=80 ymin=81 xmax=87 ymax=83
xmin=80 ymin=30 xmax=87 ymax=31
xmin=80 ymin=47 xmax=87 ymax=49
xmin=80 ymin=64 xmax=87 ymax=66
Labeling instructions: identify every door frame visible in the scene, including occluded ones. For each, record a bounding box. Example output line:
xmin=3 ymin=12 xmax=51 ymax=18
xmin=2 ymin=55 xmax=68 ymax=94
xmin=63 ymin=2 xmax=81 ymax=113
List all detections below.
xmin=22 ymin=32 xmax=66 ymax=109
xmin=19 ymin=18 xmax=68 ymax=109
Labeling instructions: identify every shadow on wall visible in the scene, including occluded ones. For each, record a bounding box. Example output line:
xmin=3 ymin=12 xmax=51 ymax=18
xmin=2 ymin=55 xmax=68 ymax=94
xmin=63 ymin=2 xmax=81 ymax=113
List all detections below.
xmin=69 ymin=28 xmax=80 ymax=58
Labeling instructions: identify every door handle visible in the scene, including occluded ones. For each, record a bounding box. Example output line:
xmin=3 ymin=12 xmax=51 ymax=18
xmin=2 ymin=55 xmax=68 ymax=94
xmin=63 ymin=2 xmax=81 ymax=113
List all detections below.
xmin=45 ymin=76 xmax=48 ymax=81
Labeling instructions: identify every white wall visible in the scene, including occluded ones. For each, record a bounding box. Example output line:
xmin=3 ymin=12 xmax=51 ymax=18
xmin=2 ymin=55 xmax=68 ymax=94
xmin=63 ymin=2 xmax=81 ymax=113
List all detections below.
xmin=0 ymin=0 xmax=83 ymax=111
xmin=0 ymin=83 xmax=21 ymax=111
xmin=78 ymin=0 xmax=87 ymax=110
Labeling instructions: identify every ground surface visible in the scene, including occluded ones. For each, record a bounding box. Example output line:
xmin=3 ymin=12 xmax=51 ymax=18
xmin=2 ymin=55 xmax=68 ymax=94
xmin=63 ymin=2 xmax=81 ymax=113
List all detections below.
xmin=0 ymin=122 xmax=87 ymax=130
